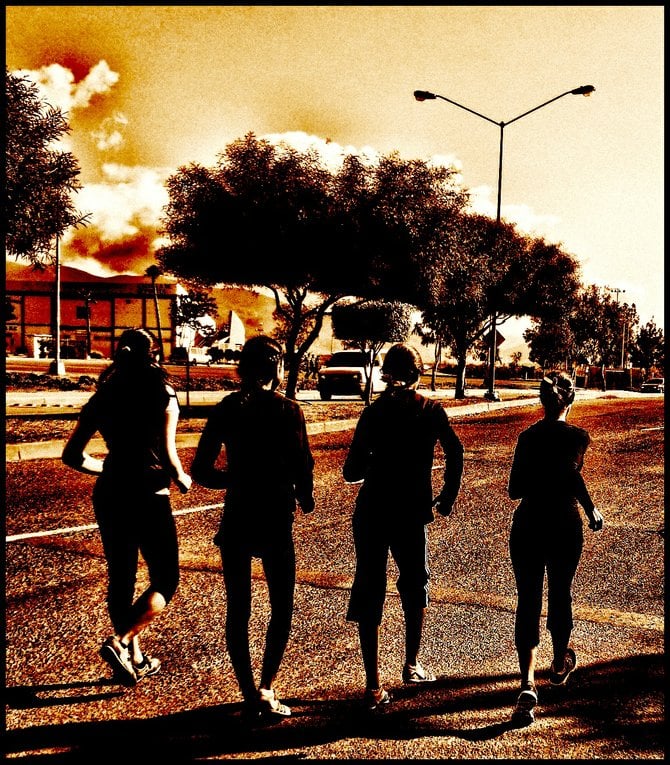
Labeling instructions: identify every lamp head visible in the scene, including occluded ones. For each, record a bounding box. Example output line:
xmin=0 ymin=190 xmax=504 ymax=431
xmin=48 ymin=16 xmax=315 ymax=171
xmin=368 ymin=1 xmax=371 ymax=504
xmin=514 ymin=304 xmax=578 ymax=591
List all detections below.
xmin=571 ymin=85 xmax=595 ymax=96
xmin=414 ymin=90 xmax=437 ymax=101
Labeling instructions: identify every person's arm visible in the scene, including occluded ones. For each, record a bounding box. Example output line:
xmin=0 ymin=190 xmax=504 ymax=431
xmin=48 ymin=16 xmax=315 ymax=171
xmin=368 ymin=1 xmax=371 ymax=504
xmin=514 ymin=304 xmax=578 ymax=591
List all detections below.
xmin=572 ymin=437 xmax=603 ymax=531
xmin=191 ymin=410 xmax=228 ymax=489
xmin=62 ymin=404 xmax=104 ymax=476
xmin=507 ymin=433 xmax=529 ymax=500
xmin=433 ymin=409 xmax=464 ymax=516
xmin=162 ymin=393 xmax=191 ymax=493
xmin=293 ymin=407 xmax=315 ymax=514
xmin=342 ymin=409 xmax=371 ymax=484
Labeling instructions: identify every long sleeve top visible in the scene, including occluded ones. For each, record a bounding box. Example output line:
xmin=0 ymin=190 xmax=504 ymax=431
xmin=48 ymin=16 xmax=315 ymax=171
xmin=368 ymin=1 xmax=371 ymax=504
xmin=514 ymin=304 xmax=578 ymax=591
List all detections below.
xmin=343 ymin=388 xmax=464 ymax=525
xmin=191 ymin=388 xmax=314 ymax=516
xmin=508 ymin=418 xmax=595 ymax=513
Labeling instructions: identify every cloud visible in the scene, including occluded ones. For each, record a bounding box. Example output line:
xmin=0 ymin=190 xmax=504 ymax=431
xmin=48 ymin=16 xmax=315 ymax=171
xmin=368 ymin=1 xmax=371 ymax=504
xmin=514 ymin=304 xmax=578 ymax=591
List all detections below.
xmin=91 ymin=113 xmax=128 ymax=151
xmin=63 ymin=163 xmax=171 ymax=274
xmin=466 ymin=184 xmax=560 ymax=236
xmin=14 ymin=60 xmax=119 ymax=114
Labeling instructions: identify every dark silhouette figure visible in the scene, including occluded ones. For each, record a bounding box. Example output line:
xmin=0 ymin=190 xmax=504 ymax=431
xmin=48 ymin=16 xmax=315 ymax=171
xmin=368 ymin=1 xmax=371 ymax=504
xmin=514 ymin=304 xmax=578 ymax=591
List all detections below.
xmin=507 ymin=371 xmax=603 ymax=726
xmin=343 ymin=343 xmax=464 ymax=710
xmin=62 ymin=328 xmax=191 ymax=685
xmin=191 ymin=335 xmax=315 ymax=720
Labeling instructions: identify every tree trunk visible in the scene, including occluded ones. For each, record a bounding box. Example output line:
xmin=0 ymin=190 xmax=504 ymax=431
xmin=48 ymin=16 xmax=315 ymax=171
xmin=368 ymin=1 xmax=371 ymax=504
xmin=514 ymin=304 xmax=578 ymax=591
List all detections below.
xmin=430 ymin=340 xmax=441 ymax=392
xmin=454 ymin=354 xmax=467 ymax=399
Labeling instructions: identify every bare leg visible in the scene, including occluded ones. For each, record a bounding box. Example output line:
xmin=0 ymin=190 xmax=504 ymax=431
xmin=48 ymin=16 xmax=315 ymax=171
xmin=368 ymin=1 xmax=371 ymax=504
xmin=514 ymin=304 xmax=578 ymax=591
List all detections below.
xmin=404 ymin=606 xmax=426 ymax=667
xmin=517 ymin=645 xmax=538 ymax=687
xmin=358 ymin=621 xmax=381 ymax=690
xmin=119 ymin=589 xmax=167 ymax=661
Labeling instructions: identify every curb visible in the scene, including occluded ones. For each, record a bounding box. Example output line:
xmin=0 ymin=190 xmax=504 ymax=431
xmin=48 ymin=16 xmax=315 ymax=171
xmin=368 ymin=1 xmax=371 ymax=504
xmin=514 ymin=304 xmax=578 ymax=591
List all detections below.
xmin=6 ymin=390 xmax=644 ymax=463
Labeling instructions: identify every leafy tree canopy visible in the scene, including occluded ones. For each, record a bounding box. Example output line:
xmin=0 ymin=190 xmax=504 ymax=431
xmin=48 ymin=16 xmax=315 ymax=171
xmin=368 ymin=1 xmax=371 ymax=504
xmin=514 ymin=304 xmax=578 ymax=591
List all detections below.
xmin=5 ymin=69 xmax=87 ymax=264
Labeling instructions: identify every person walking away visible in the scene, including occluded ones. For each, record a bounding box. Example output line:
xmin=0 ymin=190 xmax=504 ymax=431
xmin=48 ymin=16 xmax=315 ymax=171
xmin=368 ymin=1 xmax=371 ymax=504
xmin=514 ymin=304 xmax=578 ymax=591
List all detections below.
xmin=191 ymin=335 xmax=315 ymax=720
xmin=62 ymin=328 xmax=191 ymax=686
xmin=343 ymin=343 xmax=464 ymax=711
xmin=508 ymin=372 xmax=603 ymax=726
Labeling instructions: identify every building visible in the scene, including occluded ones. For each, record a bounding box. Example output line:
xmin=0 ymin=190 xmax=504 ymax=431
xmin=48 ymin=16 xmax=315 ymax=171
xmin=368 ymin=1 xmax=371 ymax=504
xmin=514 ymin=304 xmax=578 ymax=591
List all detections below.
xmin=5 ymin=261 xmax=183 ymax=360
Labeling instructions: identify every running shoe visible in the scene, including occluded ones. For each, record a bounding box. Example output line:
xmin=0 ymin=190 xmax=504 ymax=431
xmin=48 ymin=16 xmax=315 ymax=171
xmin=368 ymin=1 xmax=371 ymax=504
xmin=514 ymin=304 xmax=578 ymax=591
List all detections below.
xmin=133 ymin=653 xmax=161 ymax=680
xmin=511 ymin=681 xmax=538 ymax=727
xmin=364 ymin=687 xmax=391 ymax=711
xmin=100 ymin=636 xmax=137 ymax=686
xmin=549 ymin=648 xmax=577 ymax=686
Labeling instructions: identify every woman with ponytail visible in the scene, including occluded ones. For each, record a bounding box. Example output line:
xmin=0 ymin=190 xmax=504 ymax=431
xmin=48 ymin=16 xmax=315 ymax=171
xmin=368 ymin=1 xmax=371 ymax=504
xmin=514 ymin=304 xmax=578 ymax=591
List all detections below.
xmin=63 ymin=328 xmax=191 ymax=686
xmin=508 ymin=371 xmax=603 ymax=726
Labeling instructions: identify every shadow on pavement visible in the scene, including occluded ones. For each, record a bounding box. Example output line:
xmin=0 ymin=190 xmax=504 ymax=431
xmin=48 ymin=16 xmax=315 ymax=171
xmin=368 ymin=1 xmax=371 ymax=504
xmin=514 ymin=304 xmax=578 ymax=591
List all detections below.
xmin=4 ymin=654 xmax=663 ymax=760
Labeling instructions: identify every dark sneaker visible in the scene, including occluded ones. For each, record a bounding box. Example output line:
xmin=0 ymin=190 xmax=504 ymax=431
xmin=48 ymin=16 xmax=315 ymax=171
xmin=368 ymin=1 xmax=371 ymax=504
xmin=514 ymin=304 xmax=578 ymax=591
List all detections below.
xmin=100 ymin=636 xmax=137 ymax=686
xmin=364 ymin=687 xmax=391 ymax=712
xmin=402 ymin=661 xmax=437 ymax=684
xmin=133 ymin=653 xmax=161 ymax=680
xmin=549 ymin=648 xmax=577 ymax=686
xmin=511 ymin=682 xmax=538 ymax=727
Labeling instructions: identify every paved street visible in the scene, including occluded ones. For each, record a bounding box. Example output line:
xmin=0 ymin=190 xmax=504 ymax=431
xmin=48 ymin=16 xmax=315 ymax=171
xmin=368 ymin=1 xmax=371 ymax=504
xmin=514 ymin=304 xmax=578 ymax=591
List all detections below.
xmin=4 ymin=392 xmax=664 ymax=760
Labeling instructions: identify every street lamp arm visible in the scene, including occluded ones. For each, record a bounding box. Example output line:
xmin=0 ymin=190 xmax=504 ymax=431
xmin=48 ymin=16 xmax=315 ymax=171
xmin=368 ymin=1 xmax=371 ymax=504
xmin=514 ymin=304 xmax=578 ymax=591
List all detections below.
xmin=415 ymin=85 xmax=595 ymax=128
xmin=414 ymin=90 xmax=499 ymax=126
xmin=505 ymin=86 xmax=594 ymax=126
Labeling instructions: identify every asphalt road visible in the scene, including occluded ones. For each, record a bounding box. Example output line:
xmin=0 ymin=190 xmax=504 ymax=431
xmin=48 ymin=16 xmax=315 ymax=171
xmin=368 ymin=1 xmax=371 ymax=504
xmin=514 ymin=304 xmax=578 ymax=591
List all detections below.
xmin=4 ymin=397 xmax=665 ymax=760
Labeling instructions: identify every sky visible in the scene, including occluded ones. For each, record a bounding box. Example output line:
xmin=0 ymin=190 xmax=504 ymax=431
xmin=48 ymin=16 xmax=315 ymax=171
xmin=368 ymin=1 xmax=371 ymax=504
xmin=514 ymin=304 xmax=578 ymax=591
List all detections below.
xmin=5 ymin=5 xmax=664 ymax=346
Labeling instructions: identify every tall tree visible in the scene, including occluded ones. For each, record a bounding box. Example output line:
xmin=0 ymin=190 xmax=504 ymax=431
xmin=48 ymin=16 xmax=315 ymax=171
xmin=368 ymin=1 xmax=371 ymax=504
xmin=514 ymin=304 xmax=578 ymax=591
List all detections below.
xmin=416 ymin=214 xmax=581 ymax=398
xmin=629 ymin=319 xmax=663 ymax=373
xmin=5 ymin=69 xmax=87 ymax=263
xmin=157 ymin=133 xmax=464 ymax=398
xmin=331 ymin=300 xmax=414 ymax=404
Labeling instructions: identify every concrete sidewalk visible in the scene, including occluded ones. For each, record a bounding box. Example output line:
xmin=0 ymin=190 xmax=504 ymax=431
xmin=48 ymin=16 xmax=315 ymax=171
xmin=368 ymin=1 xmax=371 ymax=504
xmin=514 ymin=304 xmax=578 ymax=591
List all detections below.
xmin=5 ymin=388 xmax=641 ymax=463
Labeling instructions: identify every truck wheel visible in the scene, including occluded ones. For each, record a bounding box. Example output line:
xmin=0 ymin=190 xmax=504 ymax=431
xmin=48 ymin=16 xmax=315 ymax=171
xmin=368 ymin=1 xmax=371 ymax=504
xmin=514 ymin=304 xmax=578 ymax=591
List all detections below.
xmin=319 ymin=390 xmax=332 ymax=401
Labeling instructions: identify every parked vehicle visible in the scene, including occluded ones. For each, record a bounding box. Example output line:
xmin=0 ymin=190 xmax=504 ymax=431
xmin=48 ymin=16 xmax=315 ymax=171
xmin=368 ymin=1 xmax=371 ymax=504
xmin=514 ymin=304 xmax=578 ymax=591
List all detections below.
xmin=169 ymin=346 xmax=212 ymax=366
xmin=640 ymin=377 xmax=664 ymax=393
xmin=317 ymin=350 xmax=386 ymax=400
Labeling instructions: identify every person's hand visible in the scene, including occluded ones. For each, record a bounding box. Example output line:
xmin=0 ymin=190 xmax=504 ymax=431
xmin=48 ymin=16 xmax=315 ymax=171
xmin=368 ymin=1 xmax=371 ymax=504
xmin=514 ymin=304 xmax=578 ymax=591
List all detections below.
xmin=299 ymin=495 xmax=315 ymax=514
xmin=433 ymin=494 xmax=455 ymax=517
xmin=587 ymin=506 xmax=603 ymax=531
xmin=176 ymin=473 xmax=192 ymax=494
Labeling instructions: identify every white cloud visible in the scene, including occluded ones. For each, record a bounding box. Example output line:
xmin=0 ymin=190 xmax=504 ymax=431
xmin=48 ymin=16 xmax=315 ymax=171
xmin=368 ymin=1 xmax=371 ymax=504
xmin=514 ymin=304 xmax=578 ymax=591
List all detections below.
xmin=14 ymin=60 xmax=119 ymax=114
xmin=466 ymin=184 xmax=560 ymax=236
xmin=91 ymin=112 xmax=128 ymax=151
xmin=72 ymin=163 xmax=170 ymax=242
xmin=264 ymin=131 xmax=381 ymax=172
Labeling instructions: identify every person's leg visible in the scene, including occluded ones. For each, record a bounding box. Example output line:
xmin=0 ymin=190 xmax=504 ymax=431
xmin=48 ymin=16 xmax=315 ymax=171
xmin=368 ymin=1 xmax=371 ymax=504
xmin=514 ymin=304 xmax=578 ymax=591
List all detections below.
xmin=93 ymin=486 xmax=138 ymax=638
xmin=258 ymin=532 xmax=296 ymax=692
xmin=546 ymin=523 xmax=582 ymax=677
xmin=121 ymin=495 xmax=179 ymax=662
xmin=358 ymin=620 xmax=382 ymax=690
xmin=222 ymin=536 xmax=257 ymax=704
xmin=510 ymin=517 xmax=545 ymax=696
xmin=404 ymin=606 xmax=426 ymax=668
xmin=346 ymin=512 xmax=389 ymax=691
xmin=392 ymin=523 xmax=433 ymax=679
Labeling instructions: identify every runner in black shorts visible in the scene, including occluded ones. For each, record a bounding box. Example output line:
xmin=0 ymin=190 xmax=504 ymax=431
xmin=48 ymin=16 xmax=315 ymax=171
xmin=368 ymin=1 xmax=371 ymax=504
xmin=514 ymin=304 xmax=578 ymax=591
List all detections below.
xmin=343 ymin=343 xmax=464 ymax=711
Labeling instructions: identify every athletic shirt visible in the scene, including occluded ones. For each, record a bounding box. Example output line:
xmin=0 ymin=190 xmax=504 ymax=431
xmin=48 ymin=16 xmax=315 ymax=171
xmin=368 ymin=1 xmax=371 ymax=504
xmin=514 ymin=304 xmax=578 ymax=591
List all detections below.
xmin=193 ymin=388 xmax=314 ymax=516
xmin=343 ymin=388 xmax=464 ymax=524
xmin=508 ymin=418 xmax=595 ymax=513
xmin=78 ymin=377 xmax=175 ymax=493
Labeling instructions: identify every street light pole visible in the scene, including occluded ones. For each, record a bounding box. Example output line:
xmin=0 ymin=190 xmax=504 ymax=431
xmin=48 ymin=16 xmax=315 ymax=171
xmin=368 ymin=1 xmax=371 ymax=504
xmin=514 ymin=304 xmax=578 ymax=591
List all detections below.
xmin=606 ymin=286 xmax=627 ymax=368
xmin=48 ymin=229 xmax=66 ymax=376
xmin=414 ymin=85 xmax=595 ymax=400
